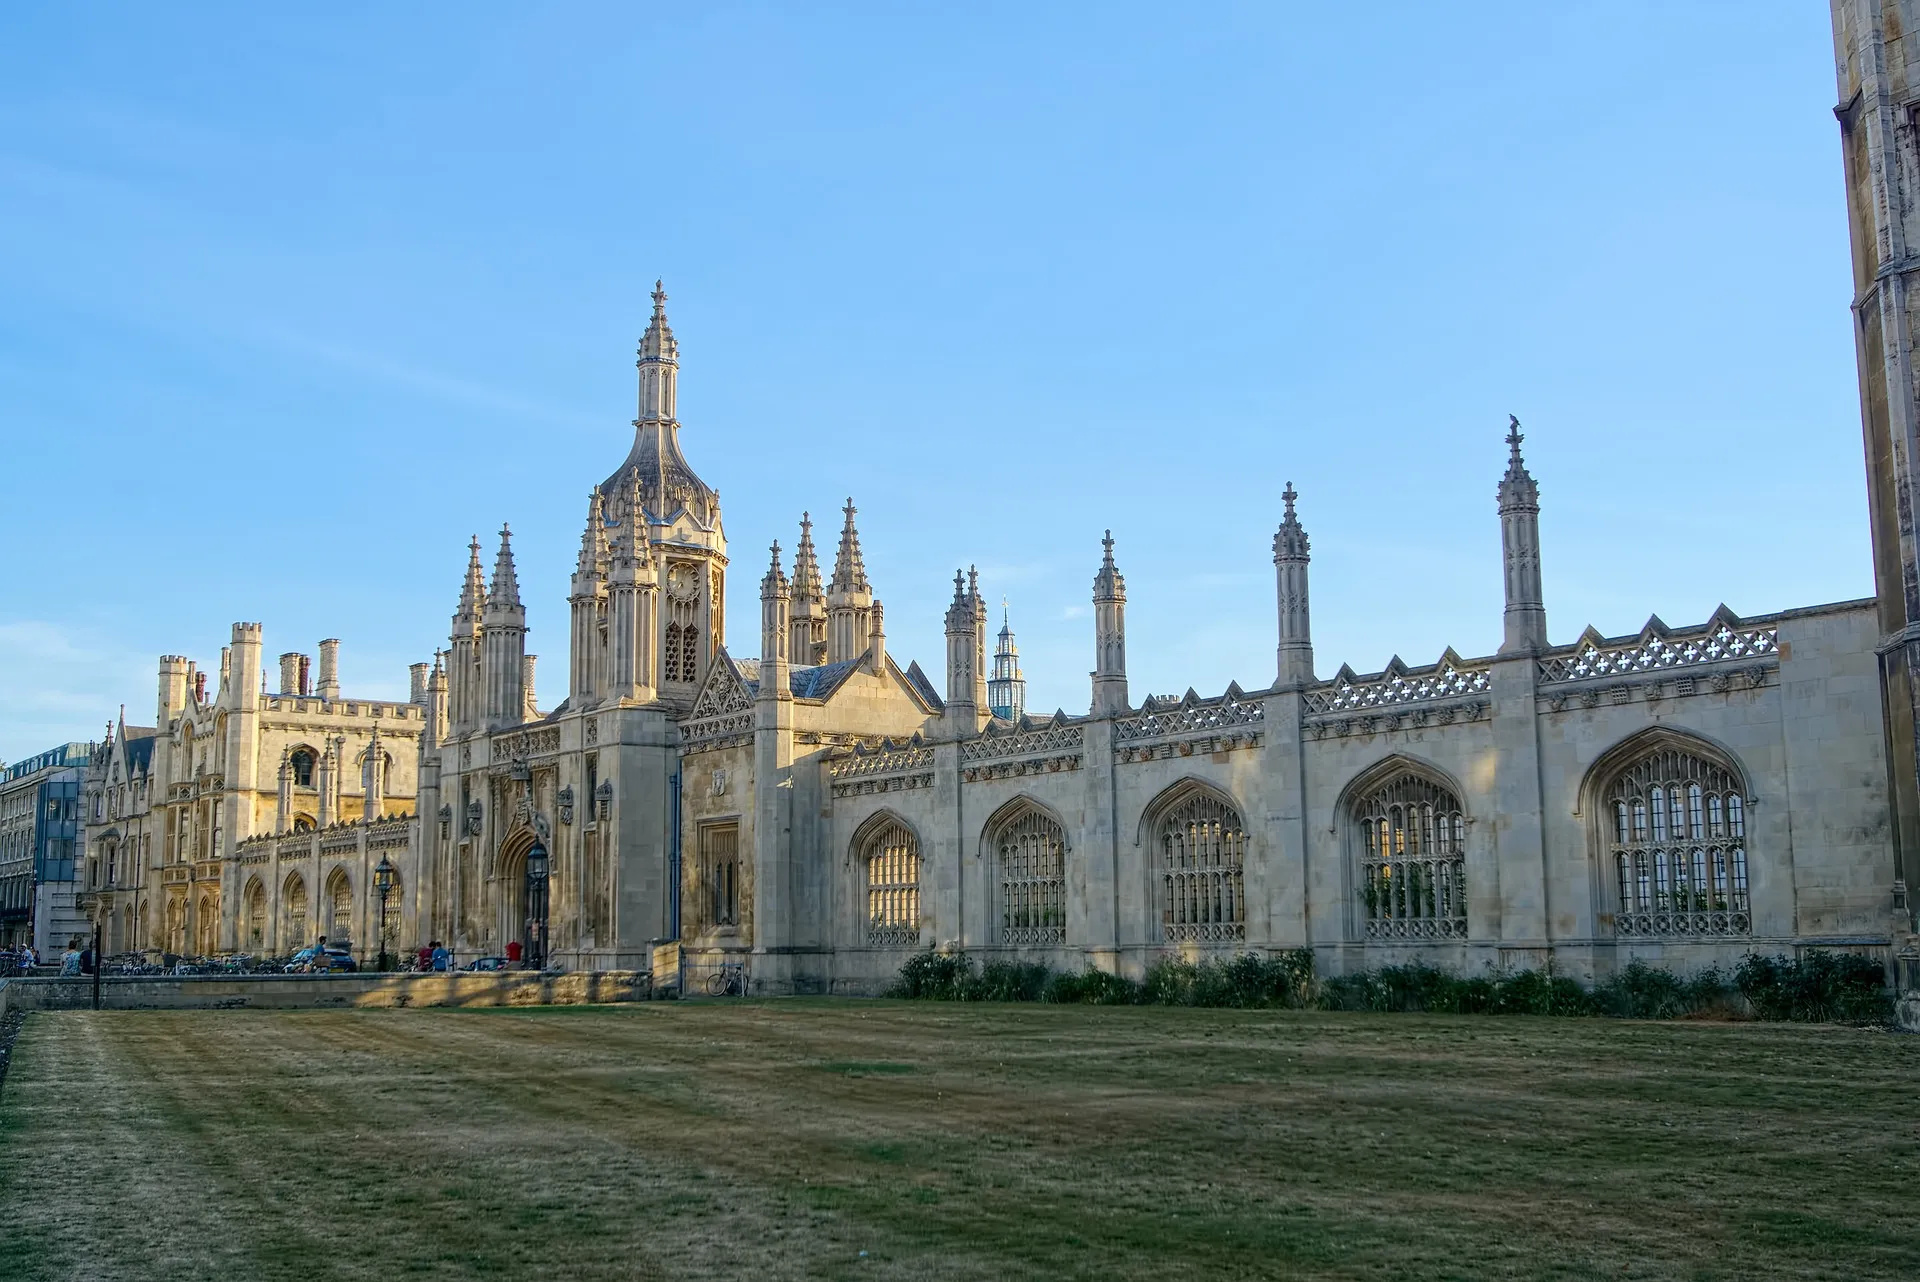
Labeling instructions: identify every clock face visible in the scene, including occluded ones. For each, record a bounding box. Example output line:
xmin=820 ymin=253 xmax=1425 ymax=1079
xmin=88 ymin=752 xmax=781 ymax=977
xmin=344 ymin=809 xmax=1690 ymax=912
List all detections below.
xmin=667 ymin=563 xmax=700 ymax=601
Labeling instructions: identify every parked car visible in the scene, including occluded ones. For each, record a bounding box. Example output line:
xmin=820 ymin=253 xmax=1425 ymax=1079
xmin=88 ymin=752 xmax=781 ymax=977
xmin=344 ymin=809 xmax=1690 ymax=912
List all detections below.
xmin=463 ymin=956 xmax=510 ymax=972
xmin=285 ymin=946 xmax=358 ymax=973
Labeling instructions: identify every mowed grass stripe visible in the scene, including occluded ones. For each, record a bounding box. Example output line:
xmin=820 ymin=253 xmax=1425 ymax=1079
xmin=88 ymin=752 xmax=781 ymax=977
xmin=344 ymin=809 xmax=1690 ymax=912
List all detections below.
xmin=1 ymin=1004 xmax=1915 ymax=1281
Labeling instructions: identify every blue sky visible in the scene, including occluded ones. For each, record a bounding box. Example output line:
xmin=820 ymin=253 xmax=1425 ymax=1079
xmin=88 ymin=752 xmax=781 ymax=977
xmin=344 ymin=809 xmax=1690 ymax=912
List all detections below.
xmin=0 ymin=2 xmax=1865 ymax=763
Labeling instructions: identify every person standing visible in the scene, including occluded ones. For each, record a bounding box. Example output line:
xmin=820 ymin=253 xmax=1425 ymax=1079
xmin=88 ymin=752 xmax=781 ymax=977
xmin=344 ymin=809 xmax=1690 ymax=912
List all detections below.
xmin=430 ymin=940 xmax=450 ymax=972
xmin=60 ymin=941 xmax=82 ymax=976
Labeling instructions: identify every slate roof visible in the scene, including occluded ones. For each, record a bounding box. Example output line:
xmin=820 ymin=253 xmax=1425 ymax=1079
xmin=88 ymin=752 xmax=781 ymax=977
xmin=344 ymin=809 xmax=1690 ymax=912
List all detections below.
xmin=122 ymin=730 xmax=158 ymax=774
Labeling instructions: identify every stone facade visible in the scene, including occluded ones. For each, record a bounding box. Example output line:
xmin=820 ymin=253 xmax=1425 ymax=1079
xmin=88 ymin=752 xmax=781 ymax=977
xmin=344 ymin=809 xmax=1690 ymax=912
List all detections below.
xmin=1832 ymin=0 xmax=1920 ymax=929
xmin=79 ymin=633 xmax=423 ymax=957
xmin=74 ymin=281 xmax=1898 ymax=990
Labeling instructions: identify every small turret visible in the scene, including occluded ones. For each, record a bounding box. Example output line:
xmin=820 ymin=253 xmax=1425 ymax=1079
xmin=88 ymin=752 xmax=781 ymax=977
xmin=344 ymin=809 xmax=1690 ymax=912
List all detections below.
xmin=1273 ymin=483 xmax=1315 ymax=688
xmin=944 ymin=570 xmax=979 ymax=732
xmin=760 ymin=541 xmax=792 ymax=702
xmin=1497 ymin=416 xmax=1548 ymax=655
xmin=1091 ymin=531 xmax=1129 ymax=716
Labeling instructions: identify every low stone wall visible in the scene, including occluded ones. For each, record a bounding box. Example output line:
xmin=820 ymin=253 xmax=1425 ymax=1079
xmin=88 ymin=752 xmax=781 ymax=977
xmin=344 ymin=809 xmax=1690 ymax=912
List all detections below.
xmin=0 ymin=971 xmax=650 ymax=1012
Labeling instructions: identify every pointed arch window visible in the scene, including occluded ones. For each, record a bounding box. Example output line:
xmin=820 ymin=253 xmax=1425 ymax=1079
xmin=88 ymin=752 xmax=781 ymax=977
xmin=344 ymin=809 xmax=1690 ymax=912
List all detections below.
xmin=993 ymin=807 xmax=1066 ymax=946
xmin=1154 ymin=789 xmax=1247 ymax=943
xmin=861 ymin=818 xmax=922 ymax=948
xmin=1604 ymin=744 xmax=1749 ymax=937
xmin=1353 ymin=771 xmax=1467 ymax=939
xmin=289 ymin=748 xmax=316 ymax=788
xmin=324 ymin=868 xmax=353 ymax=947
xmin=283 ymin=873 xmax=308 ymax=948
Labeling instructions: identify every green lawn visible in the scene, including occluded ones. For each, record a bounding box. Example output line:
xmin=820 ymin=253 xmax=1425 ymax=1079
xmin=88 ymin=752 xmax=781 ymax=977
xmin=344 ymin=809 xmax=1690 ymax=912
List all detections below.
xmin=1 ymin=1002 xmax=1915 ymax=1281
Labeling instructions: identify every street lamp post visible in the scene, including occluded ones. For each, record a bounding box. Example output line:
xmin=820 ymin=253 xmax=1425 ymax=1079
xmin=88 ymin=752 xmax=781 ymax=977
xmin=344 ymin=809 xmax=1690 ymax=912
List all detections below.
xmin=525 ymin=840 xmax=548 ymax=971
xmin=372 ymin=855 xmax=395 ymax=973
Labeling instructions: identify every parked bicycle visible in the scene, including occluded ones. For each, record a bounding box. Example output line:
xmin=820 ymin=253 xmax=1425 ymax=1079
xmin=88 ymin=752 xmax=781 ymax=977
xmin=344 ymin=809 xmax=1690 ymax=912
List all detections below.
xmin=706 ymin=961 xmax=747 ymax=997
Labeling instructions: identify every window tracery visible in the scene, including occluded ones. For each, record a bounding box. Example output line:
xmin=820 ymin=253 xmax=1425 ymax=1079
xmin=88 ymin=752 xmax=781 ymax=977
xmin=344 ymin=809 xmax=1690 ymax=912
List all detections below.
xmin=994 ymin=808 xmax=1066 ymax=946
xmin=1354 ymin=772 xmax=1467 ymax=939
xmin=702 ymin=822 xmax=739 ymax=927
xmin=1155 ymin=790 xmax=1246 ymax=942
xmin=862 ymin=819 xmax=921 ymax=947
xmin=1604 ymin=746 xmax=1749 ymax=937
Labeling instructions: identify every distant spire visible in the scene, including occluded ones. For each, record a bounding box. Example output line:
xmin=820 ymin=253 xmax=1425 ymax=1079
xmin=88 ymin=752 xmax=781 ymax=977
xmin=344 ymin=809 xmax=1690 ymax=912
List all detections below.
xmin=457 ymin=536 xmax=487 ymax=620
xmin=830 ymin=498 xmax=869 ymax=593
xmin=967 ymin=565 xmax=980 ymax=606
xmin=489 ymin=525 xmax=521 ymax=607
xmin=989 ymin=596 xmax=1024 ymax=720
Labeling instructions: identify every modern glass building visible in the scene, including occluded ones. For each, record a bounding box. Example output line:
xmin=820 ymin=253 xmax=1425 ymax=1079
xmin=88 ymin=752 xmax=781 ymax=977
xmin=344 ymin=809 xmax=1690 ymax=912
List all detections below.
xmin=1 ymin=742 xmax=94 ymax=952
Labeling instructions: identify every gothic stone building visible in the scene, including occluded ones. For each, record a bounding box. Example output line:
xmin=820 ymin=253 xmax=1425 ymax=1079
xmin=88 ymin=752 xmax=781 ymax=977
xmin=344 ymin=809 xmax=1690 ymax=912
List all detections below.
xmin=80 ymin=635 xmax=424 ymax=957
xmin=277 ymin=284 xmax=1896 ymax=991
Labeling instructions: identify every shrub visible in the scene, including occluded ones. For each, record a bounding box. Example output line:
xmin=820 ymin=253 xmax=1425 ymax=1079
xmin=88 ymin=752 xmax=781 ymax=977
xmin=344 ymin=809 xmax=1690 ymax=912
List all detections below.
xmin=971 ymin=960 xmax=1052 ymax=1002
xmin=884 ymin=949 xmax=1892 ymax=1025
xmin=887 ymin=950 xmax=974 ymax=1000
xmin=1736 ymin=950 xmax=1892 ymax=1025
xmin=1045 ymin=968 xmax=1142 ymax=1005
xmin=1590 ymin=960 xmax=1734 ymax=1019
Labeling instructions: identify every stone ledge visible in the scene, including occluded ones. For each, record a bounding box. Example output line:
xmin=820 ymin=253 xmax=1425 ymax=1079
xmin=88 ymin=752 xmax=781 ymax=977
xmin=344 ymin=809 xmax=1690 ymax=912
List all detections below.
xmin=0 ymin=971 xmax=649 ymax=1012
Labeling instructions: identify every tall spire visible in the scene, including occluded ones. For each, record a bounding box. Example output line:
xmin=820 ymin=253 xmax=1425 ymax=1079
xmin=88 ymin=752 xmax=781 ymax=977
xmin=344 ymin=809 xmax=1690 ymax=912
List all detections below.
xmin=793 ymin=512 xmax=825 ymax=600
xmin=830 ymin=498 xmax=869 ymax=593
xmin=577 ymin=491 xmax=608 ymax=577
xmin=489 ymin=525 xmax=521 ymax=607
xmin=457 ymin=536 xmax=487 ymax=621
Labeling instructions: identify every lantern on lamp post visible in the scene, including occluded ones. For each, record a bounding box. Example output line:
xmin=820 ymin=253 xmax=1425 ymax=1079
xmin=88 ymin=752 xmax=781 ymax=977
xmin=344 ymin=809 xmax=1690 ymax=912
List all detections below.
xmin=372 ymin=855 xmax=396 ymax=973
xmin=525 ymin=840 xmax=549 ymax=971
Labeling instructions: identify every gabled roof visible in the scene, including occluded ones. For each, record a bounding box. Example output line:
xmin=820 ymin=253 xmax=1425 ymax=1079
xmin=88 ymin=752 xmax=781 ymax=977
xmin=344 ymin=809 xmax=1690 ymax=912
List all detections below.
xmin=122 ymin=729 xmax=158 ymax=775
xmin=728 ymin=654 xmax=943 ymax=712
xmin=790 ymin=659 xmax=861 ymax=701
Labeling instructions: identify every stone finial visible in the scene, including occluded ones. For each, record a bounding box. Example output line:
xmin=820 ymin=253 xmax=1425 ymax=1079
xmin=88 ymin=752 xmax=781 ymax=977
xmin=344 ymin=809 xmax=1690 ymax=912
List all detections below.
xmin=945 ymin=569 xmax=974 ymax=631
xmin=1500 ymin=414 xmax=1538 ymax=507
xmin=1094 ymin=530 xmax=1125 ymax=600
xmin=1274 ymin=482 xmax=1310 ymax=563
xmin=762 ymin=540 xmax=789 ymax=596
